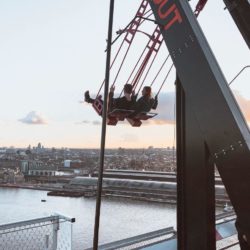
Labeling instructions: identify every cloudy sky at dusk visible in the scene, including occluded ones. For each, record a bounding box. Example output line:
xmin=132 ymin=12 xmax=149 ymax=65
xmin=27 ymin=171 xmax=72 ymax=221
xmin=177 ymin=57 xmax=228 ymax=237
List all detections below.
xmin=0 ymin=0 xmax=249 ymax=149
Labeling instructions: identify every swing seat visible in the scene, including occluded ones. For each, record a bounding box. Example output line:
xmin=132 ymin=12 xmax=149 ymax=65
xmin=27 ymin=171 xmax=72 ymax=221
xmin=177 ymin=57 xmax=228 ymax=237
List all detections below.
xmin=92 ymin=99 xmax=103 ymax=116
xmin=134 ymin=112 xmax=157 ymax=120
xmin=107 ymin=117 xmax=118 ymax=126
xmin=107 ymin=109 xmax=134 ymax=126
xmin=126 ymin=112 xmax=158 ymax=127
xmin=107 ymin=109 xmax=158 ymax=126
xmin=126 ymin=118 xmax=142 ymax=127
xmin=108 ymin=109 xmax=134 ymax=121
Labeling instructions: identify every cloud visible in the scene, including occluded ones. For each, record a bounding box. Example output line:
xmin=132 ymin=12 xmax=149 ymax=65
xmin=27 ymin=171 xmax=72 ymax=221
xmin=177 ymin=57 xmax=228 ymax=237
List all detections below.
xmin=75 ymin=120 xmax=91 ymax=125
xmin=146 ymin=91 xmax=250 ymax=125
xmin=19 ymin=111 xmax=48 ymax=125
xmin=75 ymin=120 xmax=101 ymax=125
xmin=233 ymin=91 xmax=250 ymax=122
xmin=82 ymin=120 xmax=90 ymax=124
xmin=121 ymin=133 xmax=139 ymax=143
xmin=92 ymin=120 xmax=101 ymax=125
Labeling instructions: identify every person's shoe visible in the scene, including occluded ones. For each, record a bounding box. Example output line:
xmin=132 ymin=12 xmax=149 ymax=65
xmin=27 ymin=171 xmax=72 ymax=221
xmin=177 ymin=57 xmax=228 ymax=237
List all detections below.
xmin=84 ymin=91 xmax=91 ymax=103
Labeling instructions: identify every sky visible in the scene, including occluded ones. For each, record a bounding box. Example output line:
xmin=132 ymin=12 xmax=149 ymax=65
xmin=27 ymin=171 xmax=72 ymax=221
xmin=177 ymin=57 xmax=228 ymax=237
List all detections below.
xmin=0 ymin=0 xmax=249 ymax=149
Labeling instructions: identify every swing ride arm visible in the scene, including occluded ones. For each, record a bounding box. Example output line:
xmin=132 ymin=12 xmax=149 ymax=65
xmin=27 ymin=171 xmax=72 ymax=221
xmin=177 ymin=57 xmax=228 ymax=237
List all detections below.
xmin=148 ymin=0 xmax=250 ymax=249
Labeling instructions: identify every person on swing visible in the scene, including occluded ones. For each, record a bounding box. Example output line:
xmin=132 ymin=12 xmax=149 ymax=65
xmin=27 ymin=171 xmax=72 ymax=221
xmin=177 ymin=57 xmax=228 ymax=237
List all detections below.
xmin=84 ymin=84 xmax=135 ymax=108
xmin=108 ymin=83 xmax=136 ymax=111
xmin=84 ymin=84 xmax=135 ymax=117
xmin=129 ymin=86 xmax=158 ymax=117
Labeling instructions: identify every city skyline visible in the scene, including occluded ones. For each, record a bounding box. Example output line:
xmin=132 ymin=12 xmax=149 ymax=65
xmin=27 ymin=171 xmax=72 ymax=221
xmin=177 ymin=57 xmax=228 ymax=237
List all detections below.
xmin=0 ymin=1 xmax=249 ymax=148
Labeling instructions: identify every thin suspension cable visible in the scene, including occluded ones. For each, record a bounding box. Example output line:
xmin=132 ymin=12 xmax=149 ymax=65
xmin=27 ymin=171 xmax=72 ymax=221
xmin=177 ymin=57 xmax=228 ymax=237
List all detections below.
xmin=113 ymin=6 xmax=152 ymax=45
xmin=97 ymin=19 xmax=139 ymax=97
xmin=135 ymin=52 xmax=154 ymax=95
xmin=118 ymin=46 xmax=149 ymax=98
xmin=111 ymin=42 xmax=134 ymax=87
xmin=126 ymin=26 xmax=162 ymax=96
xmin=96 ymin=38 xmax=126 ymax=98
xmin=93 ymin=0 xmax=114 ymax=249
xmin=135 ymin=15 xmax=156 ymax=23
xmin=133 ymin=26 xmax=162 ymax=95
xmin=111 ymin=10 xmax=152 ymax=47
xmin=139 ymin=39 xmax=163 ymax=89
xmin=99 ymin=10 xmax=155 ymax=97
xmin=97 ymin=1 xmax=150 ymax=97
xmin=134 ymin=51 xmax=153 ymax=95
xmin=138 ymin=11 xmax=154 ymax=25
xmin=143 ymin=9 xmax=153 ymax=18
xmin=119 ymin=42 xmax=154 ymax=97
xmin=156 ymin=63 xmax=174 ymax=96
xmin=148 ymin=62 xmax=173 ymax=111
xmin=112 ymin=17 xmax=149 ymax=87
xmin=150 ymin=55 xmax=170 ymax=86
xmin=126 ymin=45 xmax=148 ymax=86
xmin=172 ymin=100 xmax=176 ymax=168
xmin=125 ymin=17 xmax=156 ymax=88
xmin=113 ymin=15 xmax=155 ymax=91
xmin=110 ymin=19 xmax=134 ymax=47
xmin=229 ymin=65 xmax=250 ymax=85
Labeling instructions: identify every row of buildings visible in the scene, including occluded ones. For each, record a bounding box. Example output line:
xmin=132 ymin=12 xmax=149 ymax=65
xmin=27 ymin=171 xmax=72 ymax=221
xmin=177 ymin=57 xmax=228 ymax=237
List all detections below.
xmin=0 ymin=145 xmax=176 ymax=185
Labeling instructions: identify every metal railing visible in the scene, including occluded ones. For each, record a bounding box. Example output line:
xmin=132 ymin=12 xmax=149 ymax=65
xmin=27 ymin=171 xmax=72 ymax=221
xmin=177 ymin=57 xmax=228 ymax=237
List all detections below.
xmin=0 ymin=214 xmax=75 ymax=250
xmin=87 ymin=227 xmax=176 ymax=250
xmin=95 ymin=212 xmax=239 ymax=250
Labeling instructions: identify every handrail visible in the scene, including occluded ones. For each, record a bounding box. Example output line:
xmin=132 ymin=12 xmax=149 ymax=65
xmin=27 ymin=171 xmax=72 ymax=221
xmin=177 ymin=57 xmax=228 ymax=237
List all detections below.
xmin=229 ymin=65 xmax=250 ymax=85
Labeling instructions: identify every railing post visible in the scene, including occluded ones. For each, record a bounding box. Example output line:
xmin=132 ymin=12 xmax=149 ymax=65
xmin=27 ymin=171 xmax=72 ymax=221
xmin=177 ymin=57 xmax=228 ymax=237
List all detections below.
xmin=52 ymin=217 xmax=59 ymax=250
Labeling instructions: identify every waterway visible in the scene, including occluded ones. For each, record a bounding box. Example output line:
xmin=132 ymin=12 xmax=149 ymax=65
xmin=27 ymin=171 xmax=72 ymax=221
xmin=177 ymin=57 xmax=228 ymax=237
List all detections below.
xmin=0 ymin=187 xmax=176 ymax=249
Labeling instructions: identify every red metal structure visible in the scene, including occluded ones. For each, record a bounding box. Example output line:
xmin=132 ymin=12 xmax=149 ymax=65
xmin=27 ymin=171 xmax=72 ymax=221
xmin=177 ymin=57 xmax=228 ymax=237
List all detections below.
xmin=87 ymin=0 xmax=174 ymax=127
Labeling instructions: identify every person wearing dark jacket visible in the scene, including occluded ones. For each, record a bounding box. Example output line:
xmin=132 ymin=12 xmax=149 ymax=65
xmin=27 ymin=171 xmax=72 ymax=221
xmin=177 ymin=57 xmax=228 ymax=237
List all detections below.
xmin=108 ymin=84 xmax=136 ymax=111
xmin=85 ymin=84 xmax=134 ymax=109
xmin=129 ymin=86 xmax=158 ymax=117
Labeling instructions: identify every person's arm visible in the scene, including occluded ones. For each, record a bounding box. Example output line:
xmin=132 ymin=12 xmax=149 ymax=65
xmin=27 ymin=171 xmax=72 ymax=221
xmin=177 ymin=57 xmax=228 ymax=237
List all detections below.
xmin=151 ymin=95 xmax=158 ymax=110
xmin=131 ymin=92 xmax=138 ymax=108
xmin=108 ymin=86 xmax=115 ymax=110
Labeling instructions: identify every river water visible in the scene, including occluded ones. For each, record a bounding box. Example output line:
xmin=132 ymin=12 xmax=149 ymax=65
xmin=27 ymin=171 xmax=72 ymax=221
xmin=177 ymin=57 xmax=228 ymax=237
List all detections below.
xmin=0 ymin=187 xmax=176 ymax=249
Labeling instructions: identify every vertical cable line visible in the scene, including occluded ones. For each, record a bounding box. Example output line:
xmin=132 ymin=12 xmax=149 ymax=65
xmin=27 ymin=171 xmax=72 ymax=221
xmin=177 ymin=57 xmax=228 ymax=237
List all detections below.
xmin=173 ymin=99 xmax=176 ymax=168
xmin=93 ymin=0 xmax=115 ymax=249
